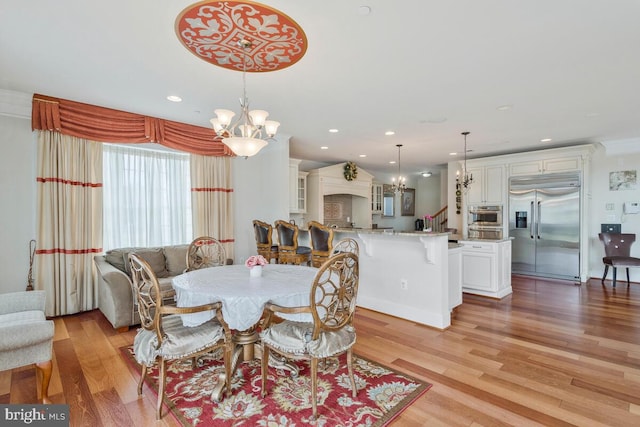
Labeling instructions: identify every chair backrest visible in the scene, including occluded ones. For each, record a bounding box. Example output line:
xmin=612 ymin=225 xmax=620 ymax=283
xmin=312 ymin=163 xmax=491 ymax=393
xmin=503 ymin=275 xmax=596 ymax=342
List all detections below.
xmin=253 ymin=220 xmax=273 ymax=248
xmin=186 ymin=236 xmax=226 ymax=271
xmin=331 ymin=238 xmax=359 ymax=257
xmin=309 ymin=252 xmax=359 ymax=339
xmin=308 ymin=221 xmax=334 ymax=252
xmin=275 ymin=220 xmax=299 ymax=251
xmin=599 ymin=233 xmax=636 ymax=257
xmin=129 ymin=253 xmax=164 ymax=342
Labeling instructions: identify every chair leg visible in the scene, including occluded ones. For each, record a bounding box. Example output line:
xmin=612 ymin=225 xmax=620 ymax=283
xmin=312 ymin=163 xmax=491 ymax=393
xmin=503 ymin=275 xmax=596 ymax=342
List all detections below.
xmin=346 ymin=349 xmax=357 ymax=398
xmin=612 ymin=267 xmax=617 ymax=288
xmin=261 ymin=345 xmax=270 ymax=397
xmin=601 ymin=265 xmax=609 ymax=284
xmin=138 ymin=365 xmax=147 ymax=395
xmin=157 ymin=359 xmax=166 ymax=419
xmin=36 ymin=360 xmax=52 ymax=404
xmin=627 ymin=268 xmax=631 ymax=286
xmin=311 ymin=357 xmax=318 ymax=420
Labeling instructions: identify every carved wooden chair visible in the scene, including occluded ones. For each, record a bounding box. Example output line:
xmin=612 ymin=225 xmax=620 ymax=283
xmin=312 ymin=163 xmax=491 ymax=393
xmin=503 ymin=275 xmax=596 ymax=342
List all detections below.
xmin=331 ymin=237 xmax=359 ymax=257
xmin=129 ymin=253 xmax=233 ymax=419
xmin=599 ymin=233 xmax=640 ymax=287
xmin=275 ymin=220 xmax=311 ymax=265
xmin=253 ymin=220 xmax=279 ymax=263
xmin=308 ymin=221 xmax=335 ymax=267
xmin=186 ymin=236 xmax=227 ymax=272
xmin=260 ymin=252 xmax=360 ymax=419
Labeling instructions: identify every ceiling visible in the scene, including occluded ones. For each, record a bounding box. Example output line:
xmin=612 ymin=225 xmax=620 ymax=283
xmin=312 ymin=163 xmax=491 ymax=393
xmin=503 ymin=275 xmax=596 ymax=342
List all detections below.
xmin=2 ymin=0 xmax=639 ymax=177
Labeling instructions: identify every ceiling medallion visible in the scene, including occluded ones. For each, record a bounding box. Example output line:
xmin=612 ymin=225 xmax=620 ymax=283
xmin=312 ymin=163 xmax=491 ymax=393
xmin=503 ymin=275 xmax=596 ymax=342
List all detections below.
xmin=175 ymin=0 xmax=308 ymax=72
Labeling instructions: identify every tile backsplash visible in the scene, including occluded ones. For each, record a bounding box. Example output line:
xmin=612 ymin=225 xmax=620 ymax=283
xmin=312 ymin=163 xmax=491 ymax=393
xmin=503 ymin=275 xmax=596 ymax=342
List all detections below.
xmin=324 ymin=194 xmax=353 ymax=227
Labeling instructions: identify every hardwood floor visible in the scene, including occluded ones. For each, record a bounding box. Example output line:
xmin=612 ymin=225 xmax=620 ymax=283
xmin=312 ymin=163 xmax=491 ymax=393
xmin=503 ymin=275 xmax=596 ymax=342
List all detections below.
xmin=2 ymin=275 xmax=640 ymax=426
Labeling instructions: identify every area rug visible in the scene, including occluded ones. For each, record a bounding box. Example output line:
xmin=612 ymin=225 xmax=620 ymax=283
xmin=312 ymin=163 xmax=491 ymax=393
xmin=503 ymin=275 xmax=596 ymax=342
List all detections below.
xmin=120 ymin=346 xmax=431 ymax=426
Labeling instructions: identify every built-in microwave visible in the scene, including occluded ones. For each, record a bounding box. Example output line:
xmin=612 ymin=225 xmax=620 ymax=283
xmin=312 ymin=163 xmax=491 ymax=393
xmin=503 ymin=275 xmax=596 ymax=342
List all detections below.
xmin=468 ymin=205 xmax=503 ymax=227
xmin=468 ymin=226 xmax=503 ymax=240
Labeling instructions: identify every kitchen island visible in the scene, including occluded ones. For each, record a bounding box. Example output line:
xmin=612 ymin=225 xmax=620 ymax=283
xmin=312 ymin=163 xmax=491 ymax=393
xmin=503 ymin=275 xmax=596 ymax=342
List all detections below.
xmin=308 ymin=229 xmax=456 ymax=329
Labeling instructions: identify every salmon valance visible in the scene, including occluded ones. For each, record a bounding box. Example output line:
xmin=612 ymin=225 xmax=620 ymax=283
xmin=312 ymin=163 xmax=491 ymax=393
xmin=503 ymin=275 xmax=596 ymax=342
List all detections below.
xmin=31 ymin=94 xmax=233 ymax=156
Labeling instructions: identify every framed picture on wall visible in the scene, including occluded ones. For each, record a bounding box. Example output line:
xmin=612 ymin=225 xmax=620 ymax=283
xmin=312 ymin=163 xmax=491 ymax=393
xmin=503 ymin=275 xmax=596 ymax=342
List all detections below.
xmin=401 ymin=188 xmax=415 ymax=216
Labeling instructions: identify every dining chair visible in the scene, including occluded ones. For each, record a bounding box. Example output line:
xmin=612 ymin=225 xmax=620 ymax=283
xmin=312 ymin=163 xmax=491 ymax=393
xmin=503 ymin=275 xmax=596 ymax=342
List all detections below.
xmin=274 ymin=220 xmax=311 ymax=265
xmin=129 ymin=253 xmax=233 ymax=419
xmin=331 ymin=237 xmax=359 ymax=257
xmin=308 ymin=220 xmax=334 ymax=267
xmin=598 ymin=233 xmax=640 ymax=287
xmin=260 ymin=252 xmax=360 ymax=419
xmin=185 ymin=236 xmax=227 ymax=272
xmin=253 ymin=220 xmax=279 ymax=263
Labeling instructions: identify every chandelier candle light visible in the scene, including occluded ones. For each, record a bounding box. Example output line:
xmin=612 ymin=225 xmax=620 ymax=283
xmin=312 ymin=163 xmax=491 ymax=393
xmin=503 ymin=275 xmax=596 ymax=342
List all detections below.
xmin=391 ymin=144 xmax=407 ymax=194
xmin=210 ymin=39 xmax=280 ymax=158
xmin=461 ymin=131 xmax=474 ymax=192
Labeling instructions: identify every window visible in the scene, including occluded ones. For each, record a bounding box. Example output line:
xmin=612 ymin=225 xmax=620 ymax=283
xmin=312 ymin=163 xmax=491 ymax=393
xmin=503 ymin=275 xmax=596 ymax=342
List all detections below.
xmin=102 ymin=144 xmax=192 ymax=250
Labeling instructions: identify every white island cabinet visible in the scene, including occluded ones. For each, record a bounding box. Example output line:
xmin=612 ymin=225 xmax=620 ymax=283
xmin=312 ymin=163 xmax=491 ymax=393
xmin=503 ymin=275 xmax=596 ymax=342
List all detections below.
xmin=459 ymin=239 xmax=512 ymax=298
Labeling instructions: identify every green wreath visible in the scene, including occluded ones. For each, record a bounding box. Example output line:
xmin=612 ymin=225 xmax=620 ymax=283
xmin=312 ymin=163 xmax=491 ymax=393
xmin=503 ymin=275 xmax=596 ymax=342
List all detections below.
xmin=344 ymin=161 xmax=358 ymax=181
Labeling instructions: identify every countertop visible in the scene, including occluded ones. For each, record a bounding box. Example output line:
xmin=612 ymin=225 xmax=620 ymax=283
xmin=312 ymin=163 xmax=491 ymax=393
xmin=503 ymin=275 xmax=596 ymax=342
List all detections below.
xmin=331 ymin=228 xmax=450 ymax=237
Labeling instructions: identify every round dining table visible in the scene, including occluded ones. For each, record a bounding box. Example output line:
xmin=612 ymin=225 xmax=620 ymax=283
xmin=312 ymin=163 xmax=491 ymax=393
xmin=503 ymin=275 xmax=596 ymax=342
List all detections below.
xmin=172 ymin=263 xmax=318 ymax=331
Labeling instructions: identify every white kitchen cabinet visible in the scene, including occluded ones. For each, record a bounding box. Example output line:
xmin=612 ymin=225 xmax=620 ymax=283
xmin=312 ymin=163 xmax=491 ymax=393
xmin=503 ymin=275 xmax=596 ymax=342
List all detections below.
xmin=448 ymin=245 xmax=463 ymax=310
xmin=509 ymin=156 xmax=581 ymax=176
xmin=289 ymin=159 xmax=308 ymax=213
xmin=371 ymin=183 xmax=383 ymax=213
xmin=459 ymin=239 xmax=511 ymax=298
xmin=465 ymin=165 xmax=504 ymax=205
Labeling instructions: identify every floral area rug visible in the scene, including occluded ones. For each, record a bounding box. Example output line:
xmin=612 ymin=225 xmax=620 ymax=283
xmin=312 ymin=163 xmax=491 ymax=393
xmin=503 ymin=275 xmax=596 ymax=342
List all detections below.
xmin=120 ymin=346 xmax=431 ymax=426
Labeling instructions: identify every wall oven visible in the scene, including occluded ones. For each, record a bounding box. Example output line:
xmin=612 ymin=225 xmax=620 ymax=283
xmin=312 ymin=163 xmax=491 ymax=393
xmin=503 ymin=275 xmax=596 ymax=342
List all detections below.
xmin=468 ymin=205 xmax=503 ymax=227
xmin=468 ymin=205 xmax=503 ymax=240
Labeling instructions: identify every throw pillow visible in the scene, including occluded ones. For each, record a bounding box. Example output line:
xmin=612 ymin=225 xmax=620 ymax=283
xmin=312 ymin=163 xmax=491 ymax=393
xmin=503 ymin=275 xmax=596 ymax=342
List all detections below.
xmin=163 ymin=245 xmax=189 ymax=276
xmin=124 ymin=247 xmax=169 ymax=278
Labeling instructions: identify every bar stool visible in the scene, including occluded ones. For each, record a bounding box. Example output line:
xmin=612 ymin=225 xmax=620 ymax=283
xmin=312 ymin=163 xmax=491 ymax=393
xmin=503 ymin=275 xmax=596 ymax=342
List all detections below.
xmin=275 ymin=220 xmax=311 ymax=265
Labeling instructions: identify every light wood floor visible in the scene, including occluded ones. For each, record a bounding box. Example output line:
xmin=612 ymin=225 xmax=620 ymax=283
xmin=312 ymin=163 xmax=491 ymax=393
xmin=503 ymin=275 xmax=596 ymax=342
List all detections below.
xmin=2 ymin=275 xmax=640 ymax=426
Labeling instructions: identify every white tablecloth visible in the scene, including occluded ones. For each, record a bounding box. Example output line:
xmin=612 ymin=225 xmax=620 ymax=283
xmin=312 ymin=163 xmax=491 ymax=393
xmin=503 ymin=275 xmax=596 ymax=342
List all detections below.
xmin=172 ymin=264 xmax=318 ymax=330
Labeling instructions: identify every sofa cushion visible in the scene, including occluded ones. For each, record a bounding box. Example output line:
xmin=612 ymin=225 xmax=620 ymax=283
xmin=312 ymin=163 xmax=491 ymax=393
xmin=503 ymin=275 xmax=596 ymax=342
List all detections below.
xmin=164 ymin=245 xmax=189 ymax=276
xmin=125 ymin=247 xmax=169 ymax=278
xmin=105 ymin=247 xmax=142 ymax=273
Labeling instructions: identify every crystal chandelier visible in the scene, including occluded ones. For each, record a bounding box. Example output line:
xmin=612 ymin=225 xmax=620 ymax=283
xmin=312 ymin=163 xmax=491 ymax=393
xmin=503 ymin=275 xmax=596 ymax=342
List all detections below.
xmin=391 ymin=144 xmax=407 ymax=194
xmin=210 ymin=40 xmax=280 ymax=158
xmin=461 ymin=131 xmax=474 ymax=191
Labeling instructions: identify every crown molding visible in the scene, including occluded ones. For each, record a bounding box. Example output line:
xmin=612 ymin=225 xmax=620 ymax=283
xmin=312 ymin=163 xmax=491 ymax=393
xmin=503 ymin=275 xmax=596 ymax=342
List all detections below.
xmin=0 ymin=89 xmax=31 ymax=119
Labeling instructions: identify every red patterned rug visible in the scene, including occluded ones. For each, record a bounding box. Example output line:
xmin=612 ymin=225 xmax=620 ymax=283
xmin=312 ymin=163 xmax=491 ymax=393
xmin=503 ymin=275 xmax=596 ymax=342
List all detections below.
xmin=120 ymin=346 xmax=431 ymax=426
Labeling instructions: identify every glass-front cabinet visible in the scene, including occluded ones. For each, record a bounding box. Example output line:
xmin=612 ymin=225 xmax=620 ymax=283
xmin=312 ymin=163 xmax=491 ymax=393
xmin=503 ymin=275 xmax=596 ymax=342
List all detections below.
xmin=371 ymin=183 xmax=383 ymax=213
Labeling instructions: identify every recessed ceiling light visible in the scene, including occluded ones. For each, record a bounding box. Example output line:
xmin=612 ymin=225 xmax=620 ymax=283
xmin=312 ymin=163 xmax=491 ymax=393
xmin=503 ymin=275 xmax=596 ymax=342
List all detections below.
xmin=449 ymin=152 xmax=457 ymax=156
xmin=422 ymin=172 xmax=432 ymax=178
xmin=496 ymin=104 xmax=513 ymax=111
xmin=541 ymin=138 xmax=552 ymax=142
xmin=329 ymin=129 xmax=339 ymax=133
xmin=359 ymin=154 xmax=367 ymax=157
xmin=320 ymin=146 xmax=329 ymax=150
xmin=358 ymin=5 xmax=371 ymax=15
xmin=389 ymin=160 xmax=396 ymax=164
xmin=167 ymin=95 xmax=182 ymax=102
xmin=385 ymin=131 xmax=395 ymax=136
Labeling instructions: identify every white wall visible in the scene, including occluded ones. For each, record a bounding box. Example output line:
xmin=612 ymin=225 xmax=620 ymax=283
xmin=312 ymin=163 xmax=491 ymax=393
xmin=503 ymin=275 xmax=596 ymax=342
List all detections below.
xmin=0 ymin=114 xmax=37 ymax=293
xmin=588 ymin=144 xmax=640 ymax=282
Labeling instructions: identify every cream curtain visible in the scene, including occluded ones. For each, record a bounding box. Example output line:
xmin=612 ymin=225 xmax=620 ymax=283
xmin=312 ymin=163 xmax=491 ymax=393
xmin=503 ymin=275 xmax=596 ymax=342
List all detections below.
xmin=190 ymin=155 xmax=234 ymax=259
xmin=35 ymin=131 xmax=103 ymax=316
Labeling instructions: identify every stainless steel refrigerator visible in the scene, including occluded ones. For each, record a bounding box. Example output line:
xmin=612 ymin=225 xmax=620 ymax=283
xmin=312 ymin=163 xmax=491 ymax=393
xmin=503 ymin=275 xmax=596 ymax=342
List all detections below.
xmin=509 ymin=173 xmax=580 ymax=281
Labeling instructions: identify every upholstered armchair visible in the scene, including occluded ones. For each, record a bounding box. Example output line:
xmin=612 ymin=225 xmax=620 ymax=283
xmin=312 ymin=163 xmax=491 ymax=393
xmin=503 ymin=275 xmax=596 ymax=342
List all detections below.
xmin=0 ymin=290 xmax=55 ymax=403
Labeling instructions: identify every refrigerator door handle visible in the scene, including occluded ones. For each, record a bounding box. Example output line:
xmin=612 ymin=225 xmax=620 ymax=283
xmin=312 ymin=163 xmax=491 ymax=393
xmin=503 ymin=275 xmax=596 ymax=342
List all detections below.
xmin=530 ymin=201 xmax=535 ymax=239
xmin=537 ymin=201 xmax=541 ymax=239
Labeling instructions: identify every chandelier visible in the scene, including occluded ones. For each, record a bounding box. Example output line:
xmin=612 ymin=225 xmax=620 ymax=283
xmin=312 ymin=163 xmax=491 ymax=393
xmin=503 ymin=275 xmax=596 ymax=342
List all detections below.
xmin=210 ymin=39 xmax=280 ymax=158
xmin=461 ymin=131 xmax=474 ymax=191
xmin=391 ymin=144 xmax=407 ymax=194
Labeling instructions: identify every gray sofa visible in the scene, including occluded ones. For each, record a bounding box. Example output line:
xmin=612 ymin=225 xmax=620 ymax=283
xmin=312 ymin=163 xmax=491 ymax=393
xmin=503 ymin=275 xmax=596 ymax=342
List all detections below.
xmin=94 ymin=245 xmax=190 ymax=330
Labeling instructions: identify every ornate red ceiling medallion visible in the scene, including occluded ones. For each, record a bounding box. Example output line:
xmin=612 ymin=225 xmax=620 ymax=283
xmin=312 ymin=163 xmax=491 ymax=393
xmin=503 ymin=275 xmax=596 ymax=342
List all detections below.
xmin=175 ymin=0 xmax=307 ymax=72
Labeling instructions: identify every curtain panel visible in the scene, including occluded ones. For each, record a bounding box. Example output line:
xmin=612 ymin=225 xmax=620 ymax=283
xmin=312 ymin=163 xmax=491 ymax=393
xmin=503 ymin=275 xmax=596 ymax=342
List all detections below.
xmin=35 ymin=131 xmax=103 ymax=317
xmin=190 ymin=155 xmax=235 ymax=259
xmin=31 ymin=94 xmax=234 ymax=157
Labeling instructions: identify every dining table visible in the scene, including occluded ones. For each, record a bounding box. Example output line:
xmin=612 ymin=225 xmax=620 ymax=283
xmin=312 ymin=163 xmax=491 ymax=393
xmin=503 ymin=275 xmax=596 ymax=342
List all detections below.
xmin=172 ymin=263 xmax=319 ymax=399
